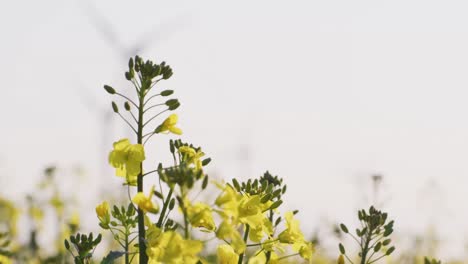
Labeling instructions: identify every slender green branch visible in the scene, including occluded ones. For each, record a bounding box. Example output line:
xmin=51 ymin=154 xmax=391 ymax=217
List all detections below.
xmin=129 ymin=111 xmax=138 ymax=123
xmin=116 ymin=93 xmax=138 ymax=108
xmin=345 ymin=254 xmax=355 ymax=264
xmin=276 ymin=253 xmax=300 ymax=261
xmin=144 ymin=94 xmax=161 ymax=106
xmin=143 ymin=109 xmax=168 ymax=127
xmin=142 ymin=164 xmax=182 ymax=177
xmin=157 ymin=188 xmax=174 ymax=228
xmin=143 ymin=103 xmax=165 ymax=114
xmin=246 ymin=239 xmax=279 ymax=247
xmin=368 ymin=254 xmax=387 ymax=264
xmin=117 ymin=112 xmax=137 ymax=134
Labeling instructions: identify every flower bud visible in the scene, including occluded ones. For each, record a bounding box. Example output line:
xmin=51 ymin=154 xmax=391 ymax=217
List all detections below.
xmin=124 ymin=101 xmax=131 ymax=111
xmin=111 ymin=102 xmax=119 ymax=113
xmin=161 ymin=90 xmax=174 ymax=96
xmin=104 ymin=85 xmax=116 ymax=94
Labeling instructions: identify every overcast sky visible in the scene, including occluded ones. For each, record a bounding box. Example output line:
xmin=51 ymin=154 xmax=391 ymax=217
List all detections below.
xmin=1 ymin=0 xmax=468 ymax=259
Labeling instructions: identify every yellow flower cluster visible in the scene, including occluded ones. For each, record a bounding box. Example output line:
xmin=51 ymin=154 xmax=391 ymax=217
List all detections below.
xmin=146 ymin=225 xmax=202 ymax=264
xmin=214 ymin=183 xmax=314 ymax=263
xmin=178 ymin=146 xmax=205 ymax=171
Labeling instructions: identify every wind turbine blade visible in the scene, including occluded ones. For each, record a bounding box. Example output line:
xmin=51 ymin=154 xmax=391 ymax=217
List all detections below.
xmin=79 ymin=0 xmax=125 ymax=53
xmin=129 ymin=13 xmax=191 ymax=55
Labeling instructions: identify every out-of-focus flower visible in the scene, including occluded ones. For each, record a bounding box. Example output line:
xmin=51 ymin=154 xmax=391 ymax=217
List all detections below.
xmin=186 ymin=202 xmax=215 ymax=231
xmin=278 ymin=212 xmax=305 ymax=244
xmin=146 ymin=227 xmax=202 ymax=264
xmin=217 ymin=244 xmax=238 ymax=264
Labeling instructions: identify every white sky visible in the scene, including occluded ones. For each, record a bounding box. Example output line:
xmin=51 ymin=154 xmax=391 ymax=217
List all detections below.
xmin=1 ymin=0 xmax=468 ymax=260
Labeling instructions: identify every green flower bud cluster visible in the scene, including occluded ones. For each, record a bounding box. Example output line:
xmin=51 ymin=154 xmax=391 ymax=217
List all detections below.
xmin=64 ymin=232 xmax=102 ymax=264
xmin=157 ymin=139 xmax=211 ymax=189
xmin=338 ymin=206 xmax=395 ymax=264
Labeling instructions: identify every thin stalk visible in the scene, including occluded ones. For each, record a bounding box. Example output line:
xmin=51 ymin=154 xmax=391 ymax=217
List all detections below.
xmin=238 ymin=225 xmax=250 ymax=264
xmin=361 ymin=231 xmax=372 ymax=264
xmin=156 ymin=188 xmax=174 ymax=228
xmin=116 ymin=92 xmax=138 ymax=108
xmin=265 ymin=210 xmax=273 ymax=261
xmin=136 ymin=87 xmax=148 ymax=264
xmin=277 ymin=253 xmax=300 ymax=261
xmin=124 ymin=227 xmax=129 ymax=264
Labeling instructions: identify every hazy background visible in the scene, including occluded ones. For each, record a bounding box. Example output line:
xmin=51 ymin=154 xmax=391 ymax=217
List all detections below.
xmin=1 ymin=0 xmax=468 ymax=260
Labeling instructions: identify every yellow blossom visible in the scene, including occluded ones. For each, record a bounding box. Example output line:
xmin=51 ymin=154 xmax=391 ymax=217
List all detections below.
xmin=217 ymin=244 xmax=238 ymax=264
xmin=68 ymin=212 xmax=80 ymax=231
xmin=186 ymin=202 xmax=216 ymax=231
xmin=338 ymin=254 xmax=345 ymax=264
xmin=132 ymin=186 xmax=159 ymax=214
xmin=238 ymin=195 xmax=265 ymax=229
xmin=178 ymin=146 xmax=204 ymax=171
xmin=95 ymin=201 xmax=110 ymax=225
xmin=155 ymin=114 xmax=182 ymax=135
xmin=249 ymin=217 xmax=273 ymax=242
xmin=293 ymin=241 xmax=315 ymax=261
xmin=146 ymin=229 xmax=202 ymax=264
xmin=0 ymin=197 xmax=19 ymax=237
xmin=0 ymin=255 xmax=12 ymax=264
xmin=108 ymin=138 xmax=145 ymax=185
xmin=216 ymin=221 xmax=246 ymax=254
xmin=278 ymin=212 xmax=304 ymax=244
xmin=247 ymin=251 xmax=267 ymax=264
xmin=50 ymin=192 xmax=64 ymax=217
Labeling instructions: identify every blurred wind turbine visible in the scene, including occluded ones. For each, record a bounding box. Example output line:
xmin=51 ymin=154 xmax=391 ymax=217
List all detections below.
xmin=75 ymin=1 xmax=189 ymax=187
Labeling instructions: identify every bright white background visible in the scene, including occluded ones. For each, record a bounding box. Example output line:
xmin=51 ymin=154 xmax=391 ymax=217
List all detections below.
xmin=1 ymin=0 xmax=468 ymax=260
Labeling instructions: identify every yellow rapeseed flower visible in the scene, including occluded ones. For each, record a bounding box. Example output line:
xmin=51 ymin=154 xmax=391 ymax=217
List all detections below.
xmin=216 ymin=220 xmax=246 ymax=254
xmin=132 ymin=186 xmax=159 ymax=214
xmin=338 ymin=254 xmax=345 ymax=264
xmin=217 ymin=244 xmax=238 ymax=264
xmin=294 ymin=241 xmax=315 ymax=261
xmin=237 ymin=195 xmax=265 ymax=229
xmin=178 ymin=146 xmax=204 ymax=171
xmin=108 ymin=138 xmax=145 ymax=185
xmin=278 ymin=211 xmax=305 ymax=244
xmin=155 ymin=114 xmax=182 ymax=135
xmin=0 ymin=254 xmax=12 ymax=264
xmin=95 ymin=201 xmax=110 ymax=225
xmin=186 ymin=202 xmax=216 ymax=231
xmin=146 ymin=229 xmax=202 ymax=264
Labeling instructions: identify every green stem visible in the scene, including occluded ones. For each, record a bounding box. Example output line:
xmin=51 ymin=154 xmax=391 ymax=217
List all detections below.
xmin=137 ymin=88 xmax=148 ymax=264
xmin=179 ymin=188 xmax=190 ymax=239
xmin=238 ymin=225 xmax=250 ymax=264
xmin=361 ymin=232 xmax=372 ymax=264
xmin=156 ymin=188 xmax=174 ymax=228
xmin=183 ymin=208 xmax=189 ymax=239
xmin=125 ymin=227 xmax=129 ymax=264
xmin=265 ymin=210 xmax=273 ymax=261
